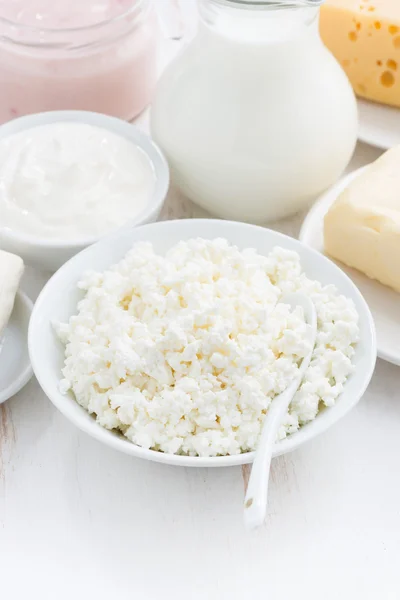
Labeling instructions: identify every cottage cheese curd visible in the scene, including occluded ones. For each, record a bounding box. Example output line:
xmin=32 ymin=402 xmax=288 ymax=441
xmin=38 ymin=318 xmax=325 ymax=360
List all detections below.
xmin=0 ymin=122 xmax=155 ymax=240
xmin=57 ymin=239 xmax=359 ymax=457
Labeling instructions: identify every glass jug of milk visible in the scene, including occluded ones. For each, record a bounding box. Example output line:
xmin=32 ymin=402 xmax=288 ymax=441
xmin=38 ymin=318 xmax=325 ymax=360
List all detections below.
xmin=151 ymin=0 xmax=358 ymax=223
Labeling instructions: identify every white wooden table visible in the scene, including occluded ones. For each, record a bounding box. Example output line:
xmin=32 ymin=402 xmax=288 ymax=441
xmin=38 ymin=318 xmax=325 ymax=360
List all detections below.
xmin=1 ymin=4 xmax=400 ymax=599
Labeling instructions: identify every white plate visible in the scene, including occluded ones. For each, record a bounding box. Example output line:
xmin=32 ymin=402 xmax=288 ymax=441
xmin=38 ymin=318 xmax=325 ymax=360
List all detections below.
xmin=28 ymin=219 xmax=376 ymax=467
xmin=358 ymin=98 xmax=400 ymax=150
xmin=0 ymin=291 xmax=33 ymax=404
xmin=300 ymin=168 xmax=400 ymax=366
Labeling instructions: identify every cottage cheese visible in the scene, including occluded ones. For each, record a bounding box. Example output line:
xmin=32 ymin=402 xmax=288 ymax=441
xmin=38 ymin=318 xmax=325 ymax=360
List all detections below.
xmin=57 ymin=239 xmax=359 ymax=457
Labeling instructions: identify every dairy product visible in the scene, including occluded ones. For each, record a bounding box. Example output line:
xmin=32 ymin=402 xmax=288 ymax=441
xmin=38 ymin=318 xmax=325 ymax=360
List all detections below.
xmin=151 ymin=2 xmax=357 ymax=223
xmin=0 ymin=250 xmax=24 ymax=336
xmin=0 ymin=122 xmax=156 ymax=240
xmin=324 ymin=147 xmax=400 ymax=292
xmin=57 ymin=239 xmax=359 ymax=457
xmin=0 ymin=0 xmax=136 ymax=28
xmin=320 ymin=0 xmax=400 ymax=107
xmin=0 ymin=0 xmax=158 ymax=123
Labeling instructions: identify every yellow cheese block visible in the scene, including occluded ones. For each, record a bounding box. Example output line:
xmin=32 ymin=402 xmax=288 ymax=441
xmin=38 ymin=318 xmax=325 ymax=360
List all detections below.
xmin=320 ymin=0 xmax=400 ymax=107
xmin=324 ymin=147 xmax=400 ymax=293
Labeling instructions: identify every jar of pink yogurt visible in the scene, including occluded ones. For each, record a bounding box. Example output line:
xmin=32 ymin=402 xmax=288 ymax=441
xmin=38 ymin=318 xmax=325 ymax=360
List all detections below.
xmin=0 ymin=0 xmax=159 ymax=123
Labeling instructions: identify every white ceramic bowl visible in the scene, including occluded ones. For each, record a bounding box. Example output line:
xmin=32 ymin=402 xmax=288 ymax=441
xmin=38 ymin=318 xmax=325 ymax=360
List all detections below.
xmin=28 ymin=219 xmax=377 ymax=467
xmin=0 ymin=111 xmax=169 ymax=272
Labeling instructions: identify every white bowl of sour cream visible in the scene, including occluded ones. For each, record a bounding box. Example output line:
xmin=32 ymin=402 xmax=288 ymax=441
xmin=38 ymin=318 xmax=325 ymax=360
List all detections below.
xmin=0 ymin=111 xmax=169 ymax=271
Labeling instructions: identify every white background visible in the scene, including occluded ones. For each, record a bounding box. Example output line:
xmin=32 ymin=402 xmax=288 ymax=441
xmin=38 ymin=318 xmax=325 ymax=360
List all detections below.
xmin=1 ymin=2 xmax=399 ymax=599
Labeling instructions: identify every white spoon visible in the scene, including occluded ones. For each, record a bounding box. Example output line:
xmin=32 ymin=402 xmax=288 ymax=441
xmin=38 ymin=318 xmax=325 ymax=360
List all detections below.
xmin=243 ymin=293 xmax=317 ymax=530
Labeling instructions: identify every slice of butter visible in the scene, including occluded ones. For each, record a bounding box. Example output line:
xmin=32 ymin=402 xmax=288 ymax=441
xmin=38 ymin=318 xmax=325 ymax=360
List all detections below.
xmin=320 ymin=0 xmax=400 ymax=107
xmin=324 ymin=146 xmax=400 ymax=292
xmin=0 ymin=250 xmax=24 ymax=336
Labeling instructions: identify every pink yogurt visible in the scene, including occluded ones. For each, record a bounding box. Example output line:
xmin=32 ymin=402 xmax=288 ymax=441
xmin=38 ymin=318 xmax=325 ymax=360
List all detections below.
xmin=0 ymin=0 xmax=159 ymax=123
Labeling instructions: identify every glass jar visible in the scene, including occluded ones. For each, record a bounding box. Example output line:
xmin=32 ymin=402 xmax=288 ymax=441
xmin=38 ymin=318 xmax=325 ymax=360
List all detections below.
xmin=151 ymin=0 xmax=358 ymax=223
xmin=0 ymin=0 xmax=159 ymax=123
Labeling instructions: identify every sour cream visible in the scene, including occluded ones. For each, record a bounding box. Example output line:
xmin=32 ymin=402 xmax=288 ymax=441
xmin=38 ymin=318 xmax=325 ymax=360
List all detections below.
xmin=0 ymin=122 xmax=155 ymax=240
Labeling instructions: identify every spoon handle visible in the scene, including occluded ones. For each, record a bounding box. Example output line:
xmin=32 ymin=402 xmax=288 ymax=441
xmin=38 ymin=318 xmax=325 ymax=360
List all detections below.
xmin=243 ymin=293 xmax=317 ymax=531
xmin=243 ymin=376 xmax=301 ymax=530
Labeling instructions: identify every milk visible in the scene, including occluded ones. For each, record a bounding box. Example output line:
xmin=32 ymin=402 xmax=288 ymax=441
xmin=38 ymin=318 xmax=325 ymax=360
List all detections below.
xmin=151 ymin=2 xmax=358 ymax=223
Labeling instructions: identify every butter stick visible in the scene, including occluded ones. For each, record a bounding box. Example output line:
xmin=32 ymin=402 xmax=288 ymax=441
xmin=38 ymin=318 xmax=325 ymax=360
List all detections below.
xmin=324 ymin=147 xmax=400 ymax=293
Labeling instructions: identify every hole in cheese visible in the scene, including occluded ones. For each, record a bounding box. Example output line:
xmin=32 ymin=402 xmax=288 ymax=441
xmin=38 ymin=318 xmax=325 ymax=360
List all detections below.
xmin=389 ymin=25 xmax=399 ymax=35
xmin=381 ymin=70 xmax=395 ymax=87
xmin=348 ymin=31 xmax=358 ymax=41
xmin=387 ymin=59 xmax=398 ymax=71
